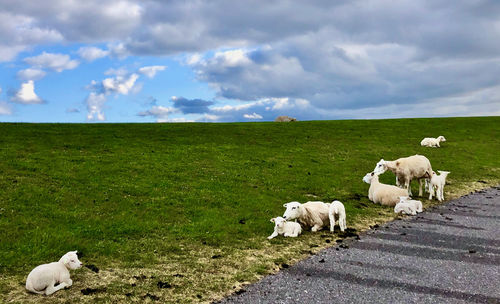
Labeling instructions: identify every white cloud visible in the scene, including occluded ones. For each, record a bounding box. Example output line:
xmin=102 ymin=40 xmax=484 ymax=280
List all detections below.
xmin=104 ymin=67 xmax=129 ymax=76
xmin=138 ymin=105 xmax=176 ymax=122
xmin=86 ymin=92 xmax=107 ymax=121
xmin=0 ymin=101 xmax=12 ymax=115
xmin=11 ymin=80 xmax=43 ymax=104
xmin=77 ymin=46 xmax=109 ymax=61
xmin=138 ymin=65 xmax=166 ymax=78
xmin=24 ymin=52 xmax=79 ymax=72
xmin=102 ymin=73 xmax=139 ymax=95
xmin=243 ymin=112 xmax=263 ymax=119
xmin=213 ymin=49 xmax=251 ymax=67
xmin=17 ymin=68 xmax=46 ymax=81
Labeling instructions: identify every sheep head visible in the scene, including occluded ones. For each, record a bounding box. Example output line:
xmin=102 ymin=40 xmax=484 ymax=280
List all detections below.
xmin=282 ymin=202 xmax=301 ymax=220
xmin=373 ymin=159 xmax=388 ymax=175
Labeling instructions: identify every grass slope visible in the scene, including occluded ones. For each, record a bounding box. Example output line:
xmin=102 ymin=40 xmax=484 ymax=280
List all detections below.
xmin=0 ymin=117 xmax=499 ymax=303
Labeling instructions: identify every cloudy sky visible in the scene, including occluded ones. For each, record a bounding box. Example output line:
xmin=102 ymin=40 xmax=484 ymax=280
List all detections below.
xmin=0 ymin=0 xmax=499 ymax=122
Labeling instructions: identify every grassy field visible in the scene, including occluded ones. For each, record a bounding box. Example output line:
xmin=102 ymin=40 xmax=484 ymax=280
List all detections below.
xmin=0 ymin=117 xmax=499 ymax=303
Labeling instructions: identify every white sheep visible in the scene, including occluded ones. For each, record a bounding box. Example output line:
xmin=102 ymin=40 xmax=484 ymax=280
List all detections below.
xmin=373 ymin=154 xmax=432 ymax=196
xmin=429 ymin=170 xmax=450 ymax=202
xmin=363 ymin=172 xmax=409 ymax=206
xmin=26 ymin=251 xmax=82 ymax=295
xmin=421 ymin=136 xmax=446 ymax=148
xmin=267 ymin=216 xmax=302 ymax=239
xmin=329 ymin=200 xmax=347 ymax=232
xmin=394 ymin=202 xmax=417 ymax=215
xmin=398 ymin=196 xmax=423 ymax=213
xmin=283 ymin=201 xmax=330 ymax=232
xmin=274 ymin=115 xmax=297 ymax=122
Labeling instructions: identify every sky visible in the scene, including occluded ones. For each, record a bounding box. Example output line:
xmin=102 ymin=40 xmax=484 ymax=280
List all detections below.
xmin=0 ymin=0 xmax=499 ymax=123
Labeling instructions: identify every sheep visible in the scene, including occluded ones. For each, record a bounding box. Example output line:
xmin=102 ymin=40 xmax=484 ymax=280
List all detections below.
xmin=363 ymin=172 xmax=409 ymax=206
xmin=329 ymin=200 xmax=347 ymax=232
xmin=274 ymin=115 xmax=297 ymax=122
xmin=394 ymin=201 xmax=417 ymax=215
xmin=429 ymin=170 xmax=450 ymax=202
xmin=421 ymin=136 xmax=446 ymax=148
xmin=373 ymin=154 xmax=432 ymax=197
xmin=283 ymin=201 xmax=330 ymax=232
xmin=26 ymin=251 xmax=82 ymax=295
xmin=398 ymin=196 xmax=423 ymax=213
xmin=267 ymin=216 xmax=302 ymax=239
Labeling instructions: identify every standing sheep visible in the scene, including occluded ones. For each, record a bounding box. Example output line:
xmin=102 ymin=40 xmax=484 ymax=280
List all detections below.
xmin=267 ymin=217 xmax=302 ymax=239
xmin=421 ymin=136 xmax=446 ymax=147
xmin=429 ymin=170 xmax=450 ymax=202
xmin=363 ymin=172 xmax=409 ymax=206
xmin=373 ymin=154 xmax=432 ymax=196
xmin=282 ymin=201 xmax=330 ymax=232
xmin=329 ymin=200 xmax=347 ymax=232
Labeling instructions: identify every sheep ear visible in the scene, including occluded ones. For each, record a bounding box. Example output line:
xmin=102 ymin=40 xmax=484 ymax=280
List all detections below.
xmin=283 ymin=203 xmax=288 ymax=207
xmin=396 ymin=161 xmax=400 ymax=167
xmin=62 ymin=256 xmax=70 ymax=265
xmin=270 ymin=218 xmax=275 ymax=223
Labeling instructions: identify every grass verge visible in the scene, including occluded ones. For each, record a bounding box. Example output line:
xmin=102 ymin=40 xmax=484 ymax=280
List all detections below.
xmin=0 ymin=117 xmax=499 ymax=303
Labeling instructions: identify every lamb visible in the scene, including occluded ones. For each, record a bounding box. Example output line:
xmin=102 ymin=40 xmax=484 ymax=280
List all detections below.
xmin=329 ymin=200 xmax=347 ymax=232
xmin=26 ymin=251 xmax=82 ymax=295
xmin=394 ymin=201 xmax=417 ymax=215
xmin=267 ymin=216 xmax=302 ymax=239
xmin=421 ymin=136 xmax=446 ymax=148
xmin=373 ymin=154 xmax=432 ymax=196
xmin=274 ymin=115 xmax=297 ymax=122
xmin=283 ymin=201 xmax=330 ymax=232
xmin=429 ymin=170 xmax=450 ymax=202
xmin=363 ymin=172 xmax=409 ymax=206
xmin=398 ymin=196 xmax=423 ymax=213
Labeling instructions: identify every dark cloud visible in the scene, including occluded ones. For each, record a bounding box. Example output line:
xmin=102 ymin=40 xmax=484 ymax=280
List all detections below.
xmin=171 ymin=96 xmax=214 ymax=114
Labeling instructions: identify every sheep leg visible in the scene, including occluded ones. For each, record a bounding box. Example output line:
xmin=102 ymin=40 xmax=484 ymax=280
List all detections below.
xmin=311 ymin=224 xmax=322 ymax=232
xmin=340 ymin=217 xmax=346 ymax=232
xmin=441 ymin=186 xmax=445 ymax=201
xmin=405 ymin=179 xmax=412 ymax=196
xmin=329 ymin=212 xmax=336 ymax=233
xmin=418 ymin=179 xmax=423 ymax=197
xmin=429 ymin=185 xmax=434 ymax=200
xmin=437 ymin=186 xmax=442 ymax=202
xmin=45 ymin=281 xmax=69 ymax=295
xmin=267 ymin=231 xmax=278 ymax=240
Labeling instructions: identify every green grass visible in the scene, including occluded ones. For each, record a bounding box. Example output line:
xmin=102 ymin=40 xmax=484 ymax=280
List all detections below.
xmin=0 ymin=117 xmax=499 ymax=303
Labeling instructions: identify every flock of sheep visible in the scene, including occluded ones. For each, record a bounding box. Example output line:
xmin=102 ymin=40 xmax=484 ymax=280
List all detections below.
xmin=268 ymin=135 xmax=450 ymax=239
xmin=26 ymin=135 xmax=449 ymax=296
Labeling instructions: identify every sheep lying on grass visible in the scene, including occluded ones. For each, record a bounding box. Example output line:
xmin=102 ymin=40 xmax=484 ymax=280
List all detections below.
xmin=363 ymin=172 xmax=409 ymax=206
xmin=26 ymin=251 xmax=82 ymax=295
xmin=283 ymin=201 xmax=330 ymax=232
xmin=267 ymin=217 xmax=302 ymax=239
xmin=329 ymin=200 xmax=347 ymax=232
xmin=421 ymin=136 xmax=446 ymax=147
xmin=373 ymin=154 xmax=432 ymax=196
xmin=398 ymin=196 xmax=423 ymax=213
xmin=429 ymin=170 xmax=450 ymax=202
xmin=394 ymin=201 xmax=418 ymax=215
xmin=275 ymin=115 xmax=297 ymax=122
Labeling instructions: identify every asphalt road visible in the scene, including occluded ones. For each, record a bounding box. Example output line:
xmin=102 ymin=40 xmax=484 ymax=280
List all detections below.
xmin=218 ymin=186 xmax=500 ymax=304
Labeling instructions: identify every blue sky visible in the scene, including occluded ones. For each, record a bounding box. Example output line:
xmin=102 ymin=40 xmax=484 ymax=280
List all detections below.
xmin=1 ymin=0 xmax=499 ymax=122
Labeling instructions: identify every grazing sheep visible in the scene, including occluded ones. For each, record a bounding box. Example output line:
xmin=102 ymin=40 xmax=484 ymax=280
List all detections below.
xmin=429 ymin=170 xmax=450 ymax=202
xmin=363 ymin=172 xmax=409 ymax=206
xmin=274 ymin=115 xmax=297 ymax=122
xmin=398 ymin=196 xmax=423 ymax=213
xmin=394 ymin=202 xmax=417 ymax=215
xmin=421 ymin=136 xmax=446 ymax=148
xmin=373 ymin=154 xmax=432 ymax=196
xmin=267 ymin=216 xmax=302 ymax=239
xmin=329 ymin=200 xmax=347 ymax=232
xmin=26 ymin=251 xmax=82 ymax=295
xmin=283 ymin=201 xmax=330 ymax=232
